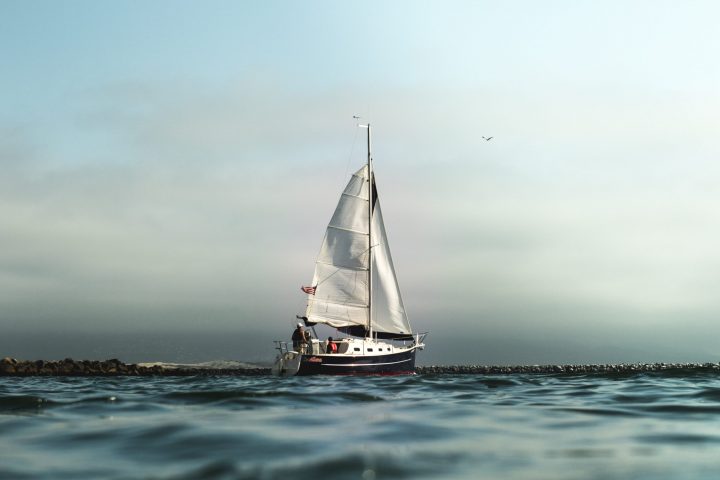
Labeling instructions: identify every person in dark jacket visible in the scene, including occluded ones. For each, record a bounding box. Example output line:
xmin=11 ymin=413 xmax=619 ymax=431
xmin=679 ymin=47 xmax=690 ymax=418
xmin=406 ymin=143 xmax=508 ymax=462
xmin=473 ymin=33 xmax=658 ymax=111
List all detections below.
xmin=292 ymin=323 xmax=309 ymax=353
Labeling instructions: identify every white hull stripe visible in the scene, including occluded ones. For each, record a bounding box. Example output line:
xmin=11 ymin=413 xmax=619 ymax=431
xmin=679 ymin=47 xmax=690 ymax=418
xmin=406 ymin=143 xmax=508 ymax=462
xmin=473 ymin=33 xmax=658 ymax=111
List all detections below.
xmin=320 ymin=358 xmax=413 ymax=367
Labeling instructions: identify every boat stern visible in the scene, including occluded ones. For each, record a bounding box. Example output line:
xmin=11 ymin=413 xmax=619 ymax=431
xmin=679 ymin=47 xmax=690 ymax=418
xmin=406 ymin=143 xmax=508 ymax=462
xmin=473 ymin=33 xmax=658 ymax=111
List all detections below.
xmin=271 ymin=351 xmax=302 ymax=376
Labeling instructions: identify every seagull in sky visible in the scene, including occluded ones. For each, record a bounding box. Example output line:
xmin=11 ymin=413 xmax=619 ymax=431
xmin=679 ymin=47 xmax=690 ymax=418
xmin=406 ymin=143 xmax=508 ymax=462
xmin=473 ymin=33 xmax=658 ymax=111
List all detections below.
xmin=482 ymin=136 xmax=493 ymax=141
xmin=353 ymin=115 xmax=361 ymax=119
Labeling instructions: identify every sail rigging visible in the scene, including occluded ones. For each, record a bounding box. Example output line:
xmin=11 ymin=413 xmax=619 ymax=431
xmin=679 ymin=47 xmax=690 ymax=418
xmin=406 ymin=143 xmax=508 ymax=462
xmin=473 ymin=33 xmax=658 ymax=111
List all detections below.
xmin=305 ymin=127 xmax=412 ymax=338
xmin=273 ymin=123 xmax=425 ymax=376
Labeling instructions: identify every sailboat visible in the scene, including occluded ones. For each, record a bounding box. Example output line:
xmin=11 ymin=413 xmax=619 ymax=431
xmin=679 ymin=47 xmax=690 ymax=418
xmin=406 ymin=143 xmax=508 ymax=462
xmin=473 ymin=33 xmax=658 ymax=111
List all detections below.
xmin=272 ymin=124 xmax=426 ymax=376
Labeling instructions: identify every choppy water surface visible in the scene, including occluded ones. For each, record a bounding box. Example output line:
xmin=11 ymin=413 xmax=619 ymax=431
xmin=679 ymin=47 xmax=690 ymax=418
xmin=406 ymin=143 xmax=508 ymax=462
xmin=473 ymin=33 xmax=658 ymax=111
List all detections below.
xmin=2 ymin=371 xmax=720 ymax=479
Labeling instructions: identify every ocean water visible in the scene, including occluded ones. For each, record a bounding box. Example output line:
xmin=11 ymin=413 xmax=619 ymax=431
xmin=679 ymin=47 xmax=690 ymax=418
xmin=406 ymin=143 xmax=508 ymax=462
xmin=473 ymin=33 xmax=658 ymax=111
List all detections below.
xmin=2 ymin=371 xmax=720 ymax=479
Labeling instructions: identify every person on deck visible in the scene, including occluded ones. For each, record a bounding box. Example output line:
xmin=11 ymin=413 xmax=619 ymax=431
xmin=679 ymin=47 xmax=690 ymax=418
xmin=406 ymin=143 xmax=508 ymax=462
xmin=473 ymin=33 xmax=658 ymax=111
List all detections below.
xmin=292 ymin=323 xmax=309 ymax=353
xmin=326 ymin=337 xmax=338 ymax=354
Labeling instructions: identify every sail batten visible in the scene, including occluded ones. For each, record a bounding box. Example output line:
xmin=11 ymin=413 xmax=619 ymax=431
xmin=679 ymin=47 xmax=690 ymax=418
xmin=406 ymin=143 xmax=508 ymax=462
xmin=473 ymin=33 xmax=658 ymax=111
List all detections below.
xmin=340 ymin=192 xmax=369 ymax=200
xmin=327 ymin=225 xmax=370 ymax=235
xmin=315 ymin=260 xmax=369 ymax=271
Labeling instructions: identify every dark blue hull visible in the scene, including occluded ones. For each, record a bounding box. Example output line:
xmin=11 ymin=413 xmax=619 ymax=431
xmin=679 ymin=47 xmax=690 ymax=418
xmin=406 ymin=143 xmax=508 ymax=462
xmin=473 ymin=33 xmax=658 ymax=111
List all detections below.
xmin=297 ymin=349 xmax=416 ymax=376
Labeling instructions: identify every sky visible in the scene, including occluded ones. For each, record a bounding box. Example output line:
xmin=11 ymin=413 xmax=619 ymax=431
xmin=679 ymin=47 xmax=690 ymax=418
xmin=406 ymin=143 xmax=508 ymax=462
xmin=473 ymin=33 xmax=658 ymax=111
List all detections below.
xmin=2 ymin=1 xmax=720 ymax=365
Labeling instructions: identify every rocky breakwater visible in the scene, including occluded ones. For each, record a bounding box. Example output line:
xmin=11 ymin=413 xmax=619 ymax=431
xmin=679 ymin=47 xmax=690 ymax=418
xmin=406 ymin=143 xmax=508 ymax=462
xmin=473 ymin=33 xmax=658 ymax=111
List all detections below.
xmin=0 ymin=358 xmax=270 ymax=376
xmin=5 ymin=358 xmax=720 ymax=376
xmin=416 ymin=362 xmax=720 ymax=375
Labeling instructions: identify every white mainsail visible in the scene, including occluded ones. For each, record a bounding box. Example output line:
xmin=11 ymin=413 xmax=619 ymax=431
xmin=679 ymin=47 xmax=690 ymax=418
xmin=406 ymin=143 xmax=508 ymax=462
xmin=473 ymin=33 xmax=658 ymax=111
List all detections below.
xmin=306 ymin=164 xmax=412 ymax=337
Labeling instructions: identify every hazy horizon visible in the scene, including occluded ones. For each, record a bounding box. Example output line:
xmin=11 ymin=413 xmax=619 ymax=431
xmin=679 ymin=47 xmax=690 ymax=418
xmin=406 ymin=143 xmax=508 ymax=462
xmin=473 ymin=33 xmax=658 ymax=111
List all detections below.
xmin=2 ymin=1 xmax=720 ymax=365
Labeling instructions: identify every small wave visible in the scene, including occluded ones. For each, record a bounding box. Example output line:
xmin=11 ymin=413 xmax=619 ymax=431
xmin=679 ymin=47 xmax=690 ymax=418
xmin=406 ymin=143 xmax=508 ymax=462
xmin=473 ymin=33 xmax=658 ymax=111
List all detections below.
xmin=0 ymin=468 xmax=34 ymax=480
xmin=162 ymin=449 xmax=470 ymax=480
xmin=138 ymin=360 xmax=263 ymax=370
xmin=693 ymin=387 xmax=720 ymax=402
xmin=643 ymin=404 xmax=720 ymax=415
xmin=157 ymin=389 xmax=383 ymax=406
xmin=559 ymin=407 xmax=639 ymax=417
xmin=636 ymin=433 xmax=720 ymax=444
xmin=159 ymin=390 xmax=283 ymax=404
xmin=126 ymin=423 xmax=188 ymax=442
xmin=478 ymin=378 xmax=522 ymax=388
xmin=418 ymin=376 xmax=523 ymax=392
xmin=167 ymin=460 xmax=239 ymax=480
xmin=0 ymin=395 xmax=58 ymax=413
xmin=611 ymin=393 xmax=663 ymax=404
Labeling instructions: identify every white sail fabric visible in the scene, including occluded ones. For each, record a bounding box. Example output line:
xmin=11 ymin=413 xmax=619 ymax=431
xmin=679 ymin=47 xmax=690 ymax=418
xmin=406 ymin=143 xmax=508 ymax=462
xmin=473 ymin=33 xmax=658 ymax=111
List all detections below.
xmin=305 ymin=164 xmax=412 ymax=336
xmin=370 ymin=201 xmax=412 ymax=335
xmin=306 ymin=166 xmax=370 ymax=328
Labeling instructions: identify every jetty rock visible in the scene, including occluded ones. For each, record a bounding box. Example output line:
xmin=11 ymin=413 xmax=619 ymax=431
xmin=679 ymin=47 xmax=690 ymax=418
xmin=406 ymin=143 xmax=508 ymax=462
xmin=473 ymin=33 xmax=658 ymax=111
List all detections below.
xmin=0 ymin=358 xmax=269 ymax=376
xmin=414 ymin=363 xmax=720 ymax=375
xmin=3 ymin=359 xmax=720 ymax=376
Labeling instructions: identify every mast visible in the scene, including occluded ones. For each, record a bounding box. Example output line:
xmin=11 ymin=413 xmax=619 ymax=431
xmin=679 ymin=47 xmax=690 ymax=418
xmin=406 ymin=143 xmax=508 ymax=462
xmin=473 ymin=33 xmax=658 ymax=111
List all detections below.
xmin=304 ymin=123 xmax=412 ymax=338
xmin=367 ymin=123 xmax=373 ymax=339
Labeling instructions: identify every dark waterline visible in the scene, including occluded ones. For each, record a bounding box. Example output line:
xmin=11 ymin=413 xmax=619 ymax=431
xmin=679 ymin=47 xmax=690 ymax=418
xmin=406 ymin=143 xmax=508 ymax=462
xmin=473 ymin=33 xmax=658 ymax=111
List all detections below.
xmin=2 ymin=371 xmax=720 ymax=479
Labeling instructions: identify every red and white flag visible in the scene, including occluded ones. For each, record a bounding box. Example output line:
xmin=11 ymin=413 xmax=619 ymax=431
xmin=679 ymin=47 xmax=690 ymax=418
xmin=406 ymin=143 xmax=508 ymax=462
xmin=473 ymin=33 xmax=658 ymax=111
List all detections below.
xmin=301 ymin=285 xmax=317 ymax=295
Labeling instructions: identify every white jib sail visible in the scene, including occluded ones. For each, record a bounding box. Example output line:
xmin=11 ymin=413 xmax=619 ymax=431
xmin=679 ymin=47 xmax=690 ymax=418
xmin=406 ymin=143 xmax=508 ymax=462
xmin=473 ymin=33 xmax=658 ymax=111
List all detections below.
xmin=370 ymin=200 xmax=412 ymax=336
xmin=306 ymin=165 xmax=412 ymax=336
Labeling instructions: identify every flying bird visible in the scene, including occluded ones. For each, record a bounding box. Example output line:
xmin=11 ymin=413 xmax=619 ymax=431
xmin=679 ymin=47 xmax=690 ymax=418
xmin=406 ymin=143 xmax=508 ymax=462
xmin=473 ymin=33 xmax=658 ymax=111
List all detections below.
xmin=353 ymin=115 xmax=361 ymax=119
xmin=482 ymin=136 xmax=493 ymax=141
